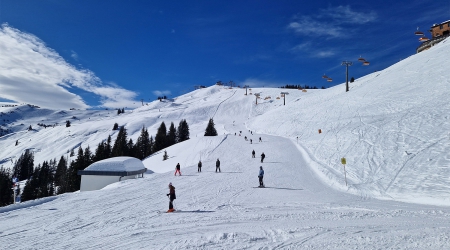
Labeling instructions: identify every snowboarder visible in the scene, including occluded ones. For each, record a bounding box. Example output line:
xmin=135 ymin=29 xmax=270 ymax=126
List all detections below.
xmin=261 ymin=152 xmax=265 ymax=163
xmin=167 ymin=182 xmax=176 ymax=212
xmin=216 ymin=158 xmax=221 ymax=172
xmin=259 ymin=137 xmax=262 ymax=142
xmin=258 ymin=166 xmax=265 ymax=187
xmin=174 ymin=163 xmax=181 ymax=176
xmin=198 ymin=160 xmax=202 ymax=172
xmin=252 ymin=150 xmax=255 ymax=158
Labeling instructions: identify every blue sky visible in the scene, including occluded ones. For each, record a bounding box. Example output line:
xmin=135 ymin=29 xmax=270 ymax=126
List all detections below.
xmin=0 ymin=0 xmax=448 ymax=109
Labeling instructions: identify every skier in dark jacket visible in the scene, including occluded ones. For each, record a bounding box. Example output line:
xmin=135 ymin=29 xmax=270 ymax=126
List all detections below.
xmin=258 ymin=166 xmax=264 ymax=187
xmin=198 ymin=160 xmax=202 ymax=172
xmin=175 ymin=163 xmax=181 ymax=176
xmin=167 ymin=182 xmax=176 ymax=212
xmin=216 ymin=158 xmax=221 ymax=172
xmin=252 ymin=150 xmax=255 ymax=158
xmin=261 ymin=152 xmax=265 ymax=163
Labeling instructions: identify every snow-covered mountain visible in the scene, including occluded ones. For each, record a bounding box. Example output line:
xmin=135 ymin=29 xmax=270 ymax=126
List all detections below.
xmin=1 ymin=38 xmax=450 ymax=249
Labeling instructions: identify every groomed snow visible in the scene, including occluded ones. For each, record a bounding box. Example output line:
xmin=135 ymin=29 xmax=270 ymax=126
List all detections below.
xmin=1 ymin=38 xmax=450 ymax=249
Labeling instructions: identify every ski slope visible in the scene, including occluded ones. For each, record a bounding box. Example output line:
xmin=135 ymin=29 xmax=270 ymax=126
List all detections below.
xmin=1 ymin=38 xmax=450 ymax=248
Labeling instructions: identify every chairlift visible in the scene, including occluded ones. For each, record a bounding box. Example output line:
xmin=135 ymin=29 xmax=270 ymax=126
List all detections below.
xmin=322 ymin=74 xmax=329 ymax=79
xmin=414 ymin=27 xmax=424 ymax=36
xmin=363 ymin=61 xmax=370 ymax=66
xmin=357 ymin=56 xmax=365 ymax=62
xmin=419 ymin=36 xmax=429 ymax=42
xmin=327 ymin=78 xmax=333 ymax=82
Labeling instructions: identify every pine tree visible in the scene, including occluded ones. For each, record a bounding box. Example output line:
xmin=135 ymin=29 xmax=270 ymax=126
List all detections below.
xmin=135 ymin=127 xmax=151 ymax=160
xmin=111 ymin=126 xmax=128 ymax=157
xmin=204 ymin=118 xmax=218 ymax=136
xmin=93 ymin=141 xmax=105 ymax=162
xmin=0 ymin=167 xmax=13 ymax=207
xmin=105 ymin=135 xmax=112 ymax=158
xmin=121 ymin=108 xmax=125 ymax=114
xmin=70 ymin=148 xmax=75 ymax=157
xmin=153 ymin=122 xmax=167 ymax=152
xmin=66 ymin=120 xmax=71 ymax=127
xmin=147 ymin=136 xmax=154 ymax=157
xmin=167 ymin=122 xmax=177 ymax=146
xmin=113 ymin=123 xmax=119 ymax=130
xmin=13 ymin=150 xmax=34 ymax=181
xmin=350 ymin=77 xmax=355 ymax=83
xmin=117 ymin=109 xmax=121 ymax=115
xmin=36 ymin=161 xmax=53 ymax=198
xmin=66 ymin=147 xmax=85 ymax=192
xmin=176 ymin=119 xmax=190 ymax=142
xmin=54 ymin=156 xmax=67 ymax=188
xmin=84 ymin=146 xmax=93 ymax=167
xmin=21 ymin=179 xmax=35 ymax=202
xmin=126 ymin=139 xmax=134 ymax=157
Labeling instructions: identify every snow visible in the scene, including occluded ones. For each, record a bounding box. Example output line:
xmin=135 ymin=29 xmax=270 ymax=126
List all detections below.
xmin=84 ymin=157 xmax=145 ymax=172
xmin=1 ymin=38 xmax=450 ymax=248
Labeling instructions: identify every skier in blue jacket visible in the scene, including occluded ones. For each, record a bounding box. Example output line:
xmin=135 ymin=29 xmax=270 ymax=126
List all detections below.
xmin=258 ymin=166 xmax=264 ymax=187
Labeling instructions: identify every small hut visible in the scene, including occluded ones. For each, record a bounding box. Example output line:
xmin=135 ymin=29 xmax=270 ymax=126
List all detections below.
xmin=77 ymin=157 xmax=147 ymax=191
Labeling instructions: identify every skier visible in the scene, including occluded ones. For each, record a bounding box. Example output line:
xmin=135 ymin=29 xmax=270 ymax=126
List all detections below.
xmin=250 ymin=139 xmax=252 ymax=144
xmin=216 ymin=158 xmax=221 ymax=172
xmin=252 ymin=150 xmax=255 ymax=158
xmin=244 ymin=136 xmax=248 ymax=141
xmin=258 ymin=166 xmax=265 ymax=187
xmin=198 ymin=160 xmax=202 ymax=172
xmin=259 ymin=137 xmax=262 ymax=142
xmin=174 ymin=163 xmax=181 ymax=176
xmin=261 ymin=152 xmax=265 ymax=163
xmin=167 ymin=182 xmax=176 ymax=212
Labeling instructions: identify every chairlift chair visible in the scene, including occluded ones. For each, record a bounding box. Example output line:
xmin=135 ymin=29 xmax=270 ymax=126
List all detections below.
xmin=363 ymin=61 xmax=370 ymax=66
xmin=415 ymin=27 xmax=424 ymax=36
xmin=357 ymin=56 xmax=365 ymax=62
xmin=322 ymin=74 xmax=329 ymax=79
xmin=327 ymin=78 xmax=333 ymax=82
xmin=419 ymin=36 xmax=429 ymax=42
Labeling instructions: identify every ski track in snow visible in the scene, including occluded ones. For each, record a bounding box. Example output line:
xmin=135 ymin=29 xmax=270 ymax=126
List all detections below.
xmin=1 ymin=38 xmax=450 ymax=248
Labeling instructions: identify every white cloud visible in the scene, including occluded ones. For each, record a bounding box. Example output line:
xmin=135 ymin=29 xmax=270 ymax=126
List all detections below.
xmin=288 ymin=5 xmax=377 ymax=38
xmin=290 ymin=42 xmax=336 ymax=58
xmin=152 ymin=90 xmax=171 ymax=97
xmin=0 ymin=24 xmax=139 ymax=109
xmin=288 ymin=17 xmax=345 ymax=38
xmin=70 ymin=50 xmax=79 ymax=61
xmin=322 ymin=5 xmax=377 ymax=24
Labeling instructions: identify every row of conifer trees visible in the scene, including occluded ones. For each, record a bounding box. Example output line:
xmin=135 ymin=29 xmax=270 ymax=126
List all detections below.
xmin=0 ymin=119 xmax=190 ymax=207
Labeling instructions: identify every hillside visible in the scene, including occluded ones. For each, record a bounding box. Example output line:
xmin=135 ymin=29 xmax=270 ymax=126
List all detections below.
xmin=0 ymin=38 xmax=450 ymax=248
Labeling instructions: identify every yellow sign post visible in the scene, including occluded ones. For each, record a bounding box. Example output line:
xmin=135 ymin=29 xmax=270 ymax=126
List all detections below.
xmin=341 ymin=157 xmax=347 ymax=186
